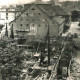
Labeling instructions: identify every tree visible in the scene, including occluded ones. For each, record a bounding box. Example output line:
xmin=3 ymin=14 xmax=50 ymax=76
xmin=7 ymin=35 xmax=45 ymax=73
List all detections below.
xmin=0 ymin=38 xmax=24 ymax=80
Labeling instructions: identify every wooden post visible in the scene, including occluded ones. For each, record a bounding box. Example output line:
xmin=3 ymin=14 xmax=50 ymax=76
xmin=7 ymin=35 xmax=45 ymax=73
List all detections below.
xmin=5 ymin=23 xmax=8 ymax=37
xmin=15 ymin=9 xmax=16 ymax=19
xmin=6 ymin=9 xmax=8 ymax=20
xmin=40 ymin=50 xmax=42 ymax=66
xmin=10 ymin=24 xmax=14 ymax=39
xmin=48 ymin=24 xmax=50 ymax=66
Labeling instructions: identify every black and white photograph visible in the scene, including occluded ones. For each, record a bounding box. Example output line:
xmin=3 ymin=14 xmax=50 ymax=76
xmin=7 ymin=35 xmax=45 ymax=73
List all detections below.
xmin=0 ymin=0 xmax=80 ymax=80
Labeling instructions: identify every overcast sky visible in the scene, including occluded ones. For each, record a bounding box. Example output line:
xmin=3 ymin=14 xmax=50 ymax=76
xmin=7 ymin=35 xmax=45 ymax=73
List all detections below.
xmin=0 ymin=0 xmax=79 ymax=6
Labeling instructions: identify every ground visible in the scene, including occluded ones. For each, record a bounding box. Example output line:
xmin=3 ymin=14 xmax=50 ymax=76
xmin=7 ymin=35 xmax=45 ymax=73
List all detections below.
xmin=66 ymin=22 xmax=80 ymax=80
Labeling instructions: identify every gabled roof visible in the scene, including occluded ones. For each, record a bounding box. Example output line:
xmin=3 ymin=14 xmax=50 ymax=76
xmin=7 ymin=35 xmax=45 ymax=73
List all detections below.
xmin=52 ymin=16 xmax=65 ymax=25
xmin=38 ymin=4 xmax=53 ymax=10
xmin=37 ymin=4 xmax=68 ymax=16
xmin=52 ymin=6 xmax=68 ymax=16
xmin=10 ymin=3 xmax=65 ymax=26
xmin=23 ymin=4 xmax=31 ymax=9
xmin=73 ymin=2 xmax=80 ymax=11
xmin=36 ymin=4 xmax=65 ymax=25
xmin=31 ymin=1 xmax=51 ymax=4
xmin=9 ymin=4 xmax=32 ymax=24
xmin=18 ymin=2 xmax=69 ymax=16
xmin=61 ymin=1 xmax=80 ymax=14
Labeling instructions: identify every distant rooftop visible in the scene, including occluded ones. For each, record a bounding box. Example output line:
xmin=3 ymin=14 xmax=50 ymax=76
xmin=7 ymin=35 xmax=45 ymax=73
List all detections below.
xmin=24 ymin=0 xmax=51 ymax=5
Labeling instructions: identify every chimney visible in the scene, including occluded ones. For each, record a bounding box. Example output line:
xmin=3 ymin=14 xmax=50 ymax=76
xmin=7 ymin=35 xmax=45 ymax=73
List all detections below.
xmin=50 ymin=0 xmax=59 ymax=6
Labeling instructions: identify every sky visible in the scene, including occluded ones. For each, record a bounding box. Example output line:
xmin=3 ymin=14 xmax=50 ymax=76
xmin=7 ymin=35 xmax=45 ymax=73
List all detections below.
xmin=0 ymin=0 xmax=79 ymax=6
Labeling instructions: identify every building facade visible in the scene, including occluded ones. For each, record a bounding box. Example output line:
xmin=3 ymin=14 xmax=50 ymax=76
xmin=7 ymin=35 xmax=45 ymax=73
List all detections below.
xmin=9 ymin=0 xmax=67 ymax=44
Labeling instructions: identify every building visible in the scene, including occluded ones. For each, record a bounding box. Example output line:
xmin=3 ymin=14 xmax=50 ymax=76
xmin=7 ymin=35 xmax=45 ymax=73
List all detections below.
xmin=60 ymin=1 xmax=80 ymax=21
xmin=9 ymin=0 xmax=68 ymax=46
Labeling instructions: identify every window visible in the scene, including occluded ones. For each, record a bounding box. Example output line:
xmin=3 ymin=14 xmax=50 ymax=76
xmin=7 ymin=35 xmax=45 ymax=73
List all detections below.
xmin=21 ymin=24 xmax=22 ymax=26
xmin=32 ymin=8 xmax=35 ymax=10
xmin=20 ymin=19 xmax=22 ymax=20
xmin=32 ymin=19 xmax=34 ymax=21
xmin=45 ymin=19 xmax=47 ymax=21
xmin=33 ymin=24 xmax=34 ymax=26
xmin=39 ymin=24 xmax=40 ymax=27
xmin=27 ymin=24 xmax=29 ymax=26
xmin=38 ymin=13 xmax=41 ymax=15
xmin=26 ymin=13 xmax=28 ymax=15
xmin=19 ymin=46 xmax=21 ymax=48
